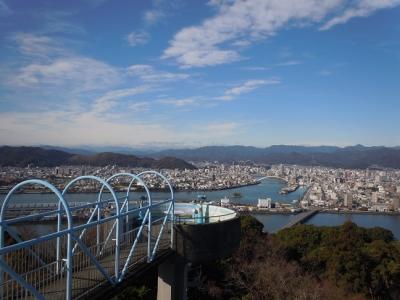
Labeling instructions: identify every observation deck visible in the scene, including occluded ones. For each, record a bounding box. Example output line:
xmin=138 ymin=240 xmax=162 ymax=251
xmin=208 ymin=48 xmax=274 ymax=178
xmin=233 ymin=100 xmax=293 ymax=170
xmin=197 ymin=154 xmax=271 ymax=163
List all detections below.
xmin=173 ymin=203 xmax=240 ymax=263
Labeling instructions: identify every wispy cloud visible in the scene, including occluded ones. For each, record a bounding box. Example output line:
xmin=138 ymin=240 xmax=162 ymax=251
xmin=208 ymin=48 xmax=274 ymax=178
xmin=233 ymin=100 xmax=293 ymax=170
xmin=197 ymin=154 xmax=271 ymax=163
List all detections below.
xmin=127 ymin=64 xmax=190 ymax=82
xmin=320 ymin=0 xmax=400 ymax=30
xmin=4 ymin=33 xmax=121 ymax=95
xmin=319 ymin=70 xmax=332 ymax=76
xmin=129 ymin=101 xmax=151 ymax=112
xmin=0 ymin=0 xmax=12 ymax=16
xmin=158 ymin=98 xmax=197 ymax=107
xmin=10 ymin=56 xmax=120 ymax=92
xmin=143 ymin=0 xmax=183 ymax=26
xmin=275 ymin=60 xmax=302 ymax=67
xmin=216 ymin=79 xmax=280 ymax=101
xmin=203 ymin=122 xmax=240 ymax=137
xmin=125 ymin=31 xmax=150 ymax=47
xmin=144 ymin=9 xmax=166 ymax=25
xmin=242 ymin=66 xmax=271 ymax=71
xmin=13 ymin=32 xmax=67 ymax=59
xmin=92 ymin=86 xmax=149 ymax=114
xmin=41 ymin=11 xmax=86 ymax=35
xmin=163 ymin=0 xmax=400 ymax=68
xmin=0 ymin=110 xmax=244 ymax=147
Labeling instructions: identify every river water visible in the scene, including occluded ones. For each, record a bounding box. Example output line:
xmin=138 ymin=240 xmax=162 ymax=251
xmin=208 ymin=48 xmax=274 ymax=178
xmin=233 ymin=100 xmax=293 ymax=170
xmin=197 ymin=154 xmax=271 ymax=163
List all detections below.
xmin=2 ymin=178 xmax=400 ymax=239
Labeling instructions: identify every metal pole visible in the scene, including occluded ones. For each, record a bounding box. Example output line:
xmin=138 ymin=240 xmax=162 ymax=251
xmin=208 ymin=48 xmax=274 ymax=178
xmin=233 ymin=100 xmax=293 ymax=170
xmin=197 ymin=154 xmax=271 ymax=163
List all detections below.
xmin=147 ymin=196 xmax=152 ymax=262
xmin=66 ymin=230 xmax=73 ymax=300
xmin=126 ymin=195 xmax=129 ymax=234
xmin=0 ymin=217 xmax=4 ymax=299
xmin=171 ymin=196 xmax=175 ymax=248
xmin=97 ymin=197 xmax=101 ymax=255
xmin=115 ymin=210 xmax=120 ymax=280
xmin=56 ymin=201 xmax=61 ymax=274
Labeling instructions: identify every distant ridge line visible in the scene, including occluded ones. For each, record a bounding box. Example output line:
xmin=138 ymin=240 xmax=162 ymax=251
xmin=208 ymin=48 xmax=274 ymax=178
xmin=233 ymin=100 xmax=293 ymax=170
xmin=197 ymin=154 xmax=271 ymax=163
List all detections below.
xmin=0 ymin=146 xmax=196 ymax=170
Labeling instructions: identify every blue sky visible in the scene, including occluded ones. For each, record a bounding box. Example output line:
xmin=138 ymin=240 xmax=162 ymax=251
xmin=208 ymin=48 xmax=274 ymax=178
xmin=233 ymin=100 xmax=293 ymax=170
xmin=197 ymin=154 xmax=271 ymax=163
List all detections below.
xmin=0 ymin=0 xmax=399 ymax=148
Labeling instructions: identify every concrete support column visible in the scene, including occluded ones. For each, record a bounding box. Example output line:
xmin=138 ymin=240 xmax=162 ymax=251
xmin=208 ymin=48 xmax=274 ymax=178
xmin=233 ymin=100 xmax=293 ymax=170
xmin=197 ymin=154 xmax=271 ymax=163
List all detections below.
xmin=157 ymin=256 xmax=187 ymax=300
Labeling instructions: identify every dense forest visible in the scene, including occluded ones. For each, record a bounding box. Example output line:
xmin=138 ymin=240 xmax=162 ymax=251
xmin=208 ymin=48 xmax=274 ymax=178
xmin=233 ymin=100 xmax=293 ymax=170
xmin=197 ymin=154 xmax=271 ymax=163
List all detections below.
xmin=194 ymin=217 xmax=400 ymax=300
xmin=114 ymin=216 xmax=400 ymax=300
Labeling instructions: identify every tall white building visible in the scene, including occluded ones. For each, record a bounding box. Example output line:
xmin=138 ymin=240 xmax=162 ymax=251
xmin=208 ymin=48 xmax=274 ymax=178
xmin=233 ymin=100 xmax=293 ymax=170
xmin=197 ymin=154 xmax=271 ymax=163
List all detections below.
xmin=393 ymin=197 xmax=400 ymax=210
xmin=372 ymin=192 xmax=378 ymax=204
xmin=344 ymin=193 xmax=352 ymax=208
xmin=257 ymin=198 xmax=272 ymax=209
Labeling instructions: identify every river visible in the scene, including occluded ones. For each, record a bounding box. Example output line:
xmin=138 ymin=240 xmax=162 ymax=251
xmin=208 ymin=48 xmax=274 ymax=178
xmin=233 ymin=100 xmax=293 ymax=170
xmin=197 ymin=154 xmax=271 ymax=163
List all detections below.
xmin=2 ymin=178 xmax=400 ymax=239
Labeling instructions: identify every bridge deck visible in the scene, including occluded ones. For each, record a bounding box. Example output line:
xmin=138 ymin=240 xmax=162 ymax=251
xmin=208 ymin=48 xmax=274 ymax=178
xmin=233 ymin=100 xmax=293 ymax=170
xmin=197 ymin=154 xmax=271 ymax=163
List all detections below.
xmin=2 ymin=222 xmax=171 ymax=300
xmin=281 ymin=210 xmax=318 ymax=229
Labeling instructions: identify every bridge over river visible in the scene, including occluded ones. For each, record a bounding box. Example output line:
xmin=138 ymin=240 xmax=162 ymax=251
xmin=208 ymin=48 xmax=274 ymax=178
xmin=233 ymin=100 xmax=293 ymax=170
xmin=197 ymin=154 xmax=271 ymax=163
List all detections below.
xmin=0 ymin=171 xmax=241 ymax=300
xmin=281 ymin=210 xmax=319 ymax=229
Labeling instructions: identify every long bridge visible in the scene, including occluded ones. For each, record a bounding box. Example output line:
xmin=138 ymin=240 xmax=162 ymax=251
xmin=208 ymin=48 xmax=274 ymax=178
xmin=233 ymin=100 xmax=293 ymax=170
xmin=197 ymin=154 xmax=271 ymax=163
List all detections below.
xmin=0 ymin=171 xmax=240 ymax=300
xmin=281 ymin=209 xmax=319 ymax=229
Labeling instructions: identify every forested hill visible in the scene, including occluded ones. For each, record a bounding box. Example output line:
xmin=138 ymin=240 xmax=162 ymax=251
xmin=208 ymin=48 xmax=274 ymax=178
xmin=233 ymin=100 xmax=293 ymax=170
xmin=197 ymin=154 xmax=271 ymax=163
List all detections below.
xmin=0 ymin=146 xmax=196 ymax=170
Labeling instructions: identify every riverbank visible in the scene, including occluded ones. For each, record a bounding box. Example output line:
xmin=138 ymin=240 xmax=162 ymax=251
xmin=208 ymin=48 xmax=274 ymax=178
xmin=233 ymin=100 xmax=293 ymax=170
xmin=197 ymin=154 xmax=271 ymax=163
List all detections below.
xmin=319 ymin=209 xmax=400 ymax=216
xmin=0 ymin=181 xmax=261 ymax=195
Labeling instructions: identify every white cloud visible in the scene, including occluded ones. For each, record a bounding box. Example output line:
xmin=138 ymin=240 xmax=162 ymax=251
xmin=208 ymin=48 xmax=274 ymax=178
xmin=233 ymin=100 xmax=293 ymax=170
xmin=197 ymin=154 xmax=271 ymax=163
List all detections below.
xmin=276 ymin=60 xmax=302 ymax=67
xmin=158 ymin=98 xmax=197 ymax=107
xmin=92 ymin=86 xmax=149 ymax=114
xmin=143 ymin=9 xmax=165 ymax=25
xmin=0 ymin=111 xmax=175 ymax=146
xmin=242 ymin=66 xmax=271 ymax=71
xmin=200 ymin=122 xmax=240 ymax=138
xmin=0 ymin=0 xmax=12 ymax=16
xmin=10 ymin=56 xmax=120 ymax=92
xmin=217 ymin=78 xmax=280 ymax=101
xmin=206 ymin=122 xmax=238 ymax=131
xmin=320 ymin=0 xmax=400 ymax=30
xmin=13 ymin=33 xmax=66 ymax=59
xmin=319 ymin=70 xmax=332 ymax=76
xmin=126 ymin=31 xmax=149 ymax=47
xmin=163 ymin=0 xmax=400 ymax=68
xmin=5 ymin=33 xmax=121 ymax=94
xmin=142 ymin=0 xmax=183 ymax=25
xmin=129 ymin=102 xmax=151 ymax=112
xmin=0 ymin=111 xmax=244 ymax=147
xmin=127 ymin=64 xmax=190 ymax=82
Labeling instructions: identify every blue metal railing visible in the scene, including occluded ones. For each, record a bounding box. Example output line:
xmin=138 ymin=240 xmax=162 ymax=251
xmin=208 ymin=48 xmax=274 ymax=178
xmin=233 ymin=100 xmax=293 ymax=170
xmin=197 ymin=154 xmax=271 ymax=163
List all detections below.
xmin=0 ymin=171 xmax=175 ymax=300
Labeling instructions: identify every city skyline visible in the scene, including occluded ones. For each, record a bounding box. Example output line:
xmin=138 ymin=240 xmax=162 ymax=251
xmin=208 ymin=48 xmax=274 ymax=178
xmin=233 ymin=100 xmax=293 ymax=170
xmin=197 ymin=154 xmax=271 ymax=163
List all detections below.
xmin=1 ymin=0 xmax=400 ymax=147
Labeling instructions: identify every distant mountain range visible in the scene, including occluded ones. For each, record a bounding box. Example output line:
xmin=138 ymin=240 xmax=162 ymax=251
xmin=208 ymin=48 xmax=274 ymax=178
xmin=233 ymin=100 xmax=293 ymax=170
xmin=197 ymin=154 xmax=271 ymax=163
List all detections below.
xmin=148 ymin=145 xmax=400 ymax=169
xmin=2 ymin=144 xmax=400 ymax=169
xmin=0 ymin=146 xmax=196 ymax=170
xmin=152 ymin=145 xmax=400 ymax=169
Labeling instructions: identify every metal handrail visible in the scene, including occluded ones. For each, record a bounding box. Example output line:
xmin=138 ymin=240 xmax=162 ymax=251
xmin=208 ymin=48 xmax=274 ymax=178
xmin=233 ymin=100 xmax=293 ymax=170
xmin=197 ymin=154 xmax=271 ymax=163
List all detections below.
xmin=0 ymin=171 xmax=175 ymax=300
xmin=175 ymin=211 xmax=237 ymax=224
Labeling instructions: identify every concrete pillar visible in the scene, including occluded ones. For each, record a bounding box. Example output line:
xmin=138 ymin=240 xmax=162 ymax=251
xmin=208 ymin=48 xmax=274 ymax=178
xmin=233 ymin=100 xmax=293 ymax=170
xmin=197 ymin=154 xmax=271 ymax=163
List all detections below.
xmin=157 ymin=256 xmax=187 ymax=300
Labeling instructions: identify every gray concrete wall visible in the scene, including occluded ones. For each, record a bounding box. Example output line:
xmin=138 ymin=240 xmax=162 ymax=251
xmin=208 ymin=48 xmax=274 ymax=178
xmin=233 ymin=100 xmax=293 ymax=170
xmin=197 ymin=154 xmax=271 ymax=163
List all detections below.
xmin=157 ymin=255 xmax=188 ymax=300
xmin=173 ymin=216 xmax=241 ymax=263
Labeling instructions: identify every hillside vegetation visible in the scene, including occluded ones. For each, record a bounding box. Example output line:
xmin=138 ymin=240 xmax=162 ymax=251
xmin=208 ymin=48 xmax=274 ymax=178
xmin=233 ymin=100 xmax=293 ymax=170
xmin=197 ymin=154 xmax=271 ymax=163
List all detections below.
xmin=194 ymin=217 xmax=400 ymax=300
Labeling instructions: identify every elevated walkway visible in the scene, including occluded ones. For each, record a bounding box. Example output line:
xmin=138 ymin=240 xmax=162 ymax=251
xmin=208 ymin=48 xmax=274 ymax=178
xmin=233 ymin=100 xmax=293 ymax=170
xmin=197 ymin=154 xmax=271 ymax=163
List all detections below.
xmin=0 ymin=171 xmax=175 ymax=300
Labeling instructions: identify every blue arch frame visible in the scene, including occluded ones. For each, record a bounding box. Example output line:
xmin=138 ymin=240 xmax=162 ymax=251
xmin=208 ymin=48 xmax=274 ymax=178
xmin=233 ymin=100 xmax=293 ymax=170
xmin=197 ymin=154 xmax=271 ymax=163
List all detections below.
xmin=0 ymin=171 xmax=175 ymax=300
xmin=137 ymin=171 xmax=175 ymax=249
xmin=61 ymin=175 xmax=120 ymax=279
xmin=0 ymin=179 xmax=73 ymax=300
